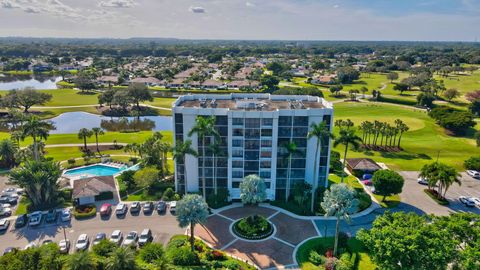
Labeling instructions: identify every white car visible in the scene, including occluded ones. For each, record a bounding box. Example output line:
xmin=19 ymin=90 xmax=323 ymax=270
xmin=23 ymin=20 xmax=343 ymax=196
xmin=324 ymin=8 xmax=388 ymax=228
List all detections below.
xmin=110 ymin=230 xmax=123 ymax=246
xmin=0 ymin=207 xmax=12 ymax=217
xmin=24 ymin=242 xmax=37 ymax=250
xmin=61 ymin=209 xmax=71 ymax=222
xmin=467 ymin=170 xmax=480 ymax=179
xmin=59 ymin=239 xmax=70 ymax=254
xmin=122 ymin=231 xmax=138 ymax=247
xmin=28 ymin=211 xmax=43 ymax=226
xmin=417 ymin=177 xmax=429 ymax=185
xmin=459 ymin=196 xmax=476 ymax=207
xmin=169 ymin=201 xmax=177 ymax=214
xmin=115 ymin=204 xmax=127 ymax=216
xmin=0 ymin=219 xmax=10 ymax=232
xmin=75 ymin=234 xmax=89 ymax=251
xmin=470 ymin=197 xmax=480 ymax=207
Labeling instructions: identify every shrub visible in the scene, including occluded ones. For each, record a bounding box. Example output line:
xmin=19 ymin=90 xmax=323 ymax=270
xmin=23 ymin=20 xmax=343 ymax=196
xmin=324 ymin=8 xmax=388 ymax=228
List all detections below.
xmin=206 ymin=250 xmax=226 ymax=261
xmin=338 ymin=232 xmax=350 ymax=250
xmin=162 ymin=188 xmax=175 ymax=201
xmin=356 ymin=190 xmax=372 ymax=211
xmin=336 ymin=253 xmax=354 ymax=270
xmin=166 ymin=245 xmax=199 ymax=266
xmin=309 ymin=250 xmax=326 ymax=265
xmin=424 ymin=189 xmax=449 ymax=205
xmin=464 ymin=156 xmax=480 ymax=171
xmin=67 ymin=158 xmax=76 ymax=165
xmin=139 ymin=243 xmax=165 ymax=263
xmin=128 ymin=157 xmax=138 ymax=164
xmin=429 ymin=106 xmax=476 ymax=135
xmin=118 ymin=170 xmax=136 ymax=191
xmin=92 ymin=239 xmax=116 ymax=257
xmin=73 ymin=204 xmax=97 ymax=219
xmin=233 ymin=215 xmax=273 ymax=239
xmin=206 ymin=188 xmax=230 ymax=209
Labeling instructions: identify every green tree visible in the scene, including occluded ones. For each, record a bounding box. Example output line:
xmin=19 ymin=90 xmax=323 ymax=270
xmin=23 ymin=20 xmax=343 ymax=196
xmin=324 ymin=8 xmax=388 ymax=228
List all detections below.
xmin=469 ymin=99 xmax=480 ymax=116
xmin=417 ymin=92 xmax=436 ymax=107
xmin=393 ymin=83 xmax=409 ymax=94
xmin=124 ymin=142 xmax=142 ymax=158
xmin=443 ymin=88 xmax=460 ymax=102
xmin=188 ymin=116 xmax=219 ymax=198
xmin=260 ymin=75 xmax=280 ymax=92
xmin=281 ymin=141 xmax=302 ymax=201
xmin=21 ymin=115 xmax=54 ymax=161
xmin=176 ymin=194 xmax=209 ymax=251
xmin=321 ymin=184 xmax=358 ymax=256
xmin=420 ymin=162 xmax=461 ymax=199
xmin=307 ymin=121 xmax=334 ymax=212
xmin=105 ymin=247 xmax=136 ymax=270
xmin=3 ymin=88 xmax=52 ymax=113
xmin=91 ymin=127 xmax=105 ymax=153
xmin=386 ymin=72 xmax=399 ymax=82
xmin=113 ymin=90 xmax=132 ymax=111
xmin=333 ymin=128 xmax=362 ymax=183
xmin=92 ymin=239 xmax=116 ymax=257
xmin=98 ymin=88 xmax=116 ymax=109
xmin=464 ymin=156 xmax=480 ymax=170
xmin=134 ymin=167 xmax=159 ymax=191
xmin=9 ymin=160 xmax=61 ymax=209
xmin=77 ymin=128 xmax=93 ymax=151
xmin=0 ymin=139 xmax=17 ymax=168
xmin=172 ymin=140 xmax=198 ymax=194
xmin=64 ymin=251 xmax=96 ymax=270
xmin=240 ymin=174 xmax=267 ymax=205
xmin=357 ymin=212 xmax=457 ymax=270
xmin=127 ymin=82 xmax=153 ymax=110
xmin=372 ymin=170 xmax=404 ymax=202
xmin=336 ymin=66 xmax=360 ymax=84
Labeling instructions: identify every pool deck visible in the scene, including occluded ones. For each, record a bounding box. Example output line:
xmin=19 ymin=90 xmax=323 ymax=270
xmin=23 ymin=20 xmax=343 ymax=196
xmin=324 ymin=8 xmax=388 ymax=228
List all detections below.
xmin=62 ymin=163 xmax=138 ymax=187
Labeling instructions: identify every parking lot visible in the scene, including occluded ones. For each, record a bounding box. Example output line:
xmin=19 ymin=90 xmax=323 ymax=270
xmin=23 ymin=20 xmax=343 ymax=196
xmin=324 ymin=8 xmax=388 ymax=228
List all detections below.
xmin=399 ymin=171 xmax=480 ymax=216
xmin=0 ymin=202 xmax=184 ymax=253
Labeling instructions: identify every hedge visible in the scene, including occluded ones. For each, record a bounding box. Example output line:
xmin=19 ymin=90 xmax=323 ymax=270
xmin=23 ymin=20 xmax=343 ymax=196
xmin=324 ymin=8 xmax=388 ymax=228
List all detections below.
xmin=94 ymin=191 xmax=114 ymax=201
xmin=73 ymin=204 xmax=97 ymax=219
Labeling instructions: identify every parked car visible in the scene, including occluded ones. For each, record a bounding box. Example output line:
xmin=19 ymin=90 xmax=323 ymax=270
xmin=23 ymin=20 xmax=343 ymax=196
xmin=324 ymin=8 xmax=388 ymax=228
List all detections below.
xmin=0 ymin=194 xmax=17 ymax=204
xmin=15 ymin=214 xmax=28 ymax=228
xmin=459 ymin=196 xmax=475 ymax=207
xmin=100 ymin=203 xmax=112 ymax=216
xmin=143 ymin=202 xmax=154 ymax=214
xmin=122 ymin=231 xmax=138 ymax=247
xmin=362 ymin=179 xmax=372 ymax=186
xmin=42 ymin=239 xmax=54 ymax=245
xmin=45 ymin=209 xmax=58 ymax=223
xmin=417 ymin=177 xmax=429 ymax=185
xmin=169 ymin=201 xmax=177 ymax=214
xmin=3 ymin=247 xmax=17 ymax=255
xmin=75 ymin=234 xmax=89 ymax=251
xmin=28 ymin=211 xmax=43 ymax=226
xmin=59 ymin=239 xmax=70 ymax=254
xmin=0 ymin=219 xmax=10 ymax=232
xmin=110 ymin=230 xmax=123 ymax=246
xmin=471 ymin=197 xmax=480 ymax=207
xmin=466 ymin=170 xmax=480 ymax=179
xmin=0 ymin=206 xmax=12 ymax=217
xmin=2 ymin=187 xmax=23 ymax=195
xmin=115 ymin=203 xmax=127 ymax=216
xmin=130 ymin=202 xmax=141 ymax=214
xmin=61 ymin=209 xmax=71 ymax=222
xmin=24 ymin=242 xmax=37 ymax=250
xmin=138 ymin=229 xmax=153 ymax=247
xmin=362 ymin=174 xmax=373 ymax=180
xmin=93 ymin=233 xmax=107 ymax=246
xmin=156 ymin=201 xmax=167 ymax=214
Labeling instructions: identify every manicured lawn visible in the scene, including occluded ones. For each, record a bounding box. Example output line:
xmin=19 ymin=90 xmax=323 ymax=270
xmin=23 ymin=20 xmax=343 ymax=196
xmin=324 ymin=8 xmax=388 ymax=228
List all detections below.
xmin=372 ymin=194 xmax=401 ymax=208
xmin=39 ymin=89 xmax=99 ymax=106
xmin=15 ymin=197 xmax=30 ymax=215
xmin=145 ymin=97 xmax=177 ymax=108
xmin=433 ymin=67 xmax=480 ymax=100
xmin=296 ymin=237 xmax=376 ymax=270
xmin=333 ymin=102 xmax=479 ymax=170
xmin=329 ymin=174 xmax=363 ymax=189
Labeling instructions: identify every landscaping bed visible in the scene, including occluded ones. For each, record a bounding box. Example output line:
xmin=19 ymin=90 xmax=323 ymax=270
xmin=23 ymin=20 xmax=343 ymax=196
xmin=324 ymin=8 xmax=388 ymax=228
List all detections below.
xmin=73 ymin=204 xmax=97 ymax=219
xmin=232 ymin=215 xmax=274 ymax=240
xmin=424 ymin=189 xmax=449 ymax=205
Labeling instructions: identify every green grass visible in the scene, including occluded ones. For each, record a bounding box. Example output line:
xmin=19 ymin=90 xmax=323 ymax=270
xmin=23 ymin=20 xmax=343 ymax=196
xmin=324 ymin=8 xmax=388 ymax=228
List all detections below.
xmin=296 ymin=237 xmax=376 ymax=270
xmin=372 ymin=194 xmax=401 ymax=208
xmin=433 ymin=68 xmax=480 ymax=100
xmin=328 ymin=174 xmax=363 ymax=189
xmin=39 ymin=89 xmax=100 ymax=106
xmin=15 ymin=197 xmax=30 ymax=215
xmin=145 ymin=97 xmax=177 ymax=108
xmin=333 ymin=102 xmax=479 ymax=170
xmin=123 ymin=192 xmax=162 ymax=202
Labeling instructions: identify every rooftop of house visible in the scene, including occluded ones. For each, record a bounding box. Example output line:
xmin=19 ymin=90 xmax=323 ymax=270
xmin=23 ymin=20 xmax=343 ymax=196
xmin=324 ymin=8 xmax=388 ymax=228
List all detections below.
xmin=174 ymin=93 xmax=332 ymax=111
xmin=346 ymin=158 xmax=382 ymax=172
xmin=72 ymin=176 xmax=116 ymax=199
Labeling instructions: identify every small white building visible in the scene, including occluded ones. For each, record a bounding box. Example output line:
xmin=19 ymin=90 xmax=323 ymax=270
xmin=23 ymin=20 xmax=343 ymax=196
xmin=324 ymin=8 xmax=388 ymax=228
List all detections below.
xmin=72 ymin=176 xmax=116 ymax=205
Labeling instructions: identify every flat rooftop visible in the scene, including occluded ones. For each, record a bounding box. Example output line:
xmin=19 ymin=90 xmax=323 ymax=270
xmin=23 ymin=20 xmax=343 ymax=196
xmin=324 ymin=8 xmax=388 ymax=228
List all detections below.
xmin=174 ymin=94 xmax=331 ymax=111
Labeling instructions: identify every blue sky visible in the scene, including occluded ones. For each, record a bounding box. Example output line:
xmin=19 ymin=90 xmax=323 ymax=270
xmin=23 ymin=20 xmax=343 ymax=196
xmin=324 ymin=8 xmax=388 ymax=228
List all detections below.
xmin=0 ymin=0 xmax=479 ymax=41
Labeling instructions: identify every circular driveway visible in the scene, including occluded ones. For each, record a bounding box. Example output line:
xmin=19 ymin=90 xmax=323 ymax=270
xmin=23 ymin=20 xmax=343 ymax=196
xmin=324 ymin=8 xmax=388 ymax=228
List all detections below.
xmin=195 ymin=205 xmax=319 ymax=269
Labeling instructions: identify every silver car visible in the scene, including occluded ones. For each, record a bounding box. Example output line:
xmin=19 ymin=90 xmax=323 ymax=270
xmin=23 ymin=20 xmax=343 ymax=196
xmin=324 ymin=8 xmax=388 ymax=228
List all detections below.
xmin=110 ymin=230 xmax=123 ymax=246
xmin=75 ymin=234 xmax=89 ymax=251
xmin=122 ymin=231 xmax=138 ymax=247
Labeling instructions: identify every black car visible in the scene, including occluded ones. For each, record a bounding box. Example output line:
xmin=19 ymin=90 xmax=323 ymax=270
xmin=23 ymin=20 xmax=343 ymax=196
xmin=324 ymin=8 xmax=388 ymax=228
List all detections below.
xmin=45 ymin=210 xmax=58 ymax=223
xmin=130 ymin=202 xmax=141 ymax=214
xmin=143 ymin=202 xmax=154 ymax=214
xmin=156 ymin=201 xmax=167 ymax=214
xmin=15 ymin=214 xmax=28 ymax=228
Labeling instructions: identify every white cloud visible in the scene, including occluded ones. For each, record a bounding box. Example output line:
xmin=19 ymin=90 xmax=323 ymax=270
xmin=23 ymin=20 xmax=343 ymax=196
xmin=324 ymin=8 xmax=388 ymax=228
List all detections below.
xmin=99 ymin=0 xmax=138 ymax=8
xmin=189 ymin=6 xmax=205 ymax=13
xmin=333 ymin=4 xmax=339 ymax=9
xmin=246 ymin=1 xmax=255 ymax=8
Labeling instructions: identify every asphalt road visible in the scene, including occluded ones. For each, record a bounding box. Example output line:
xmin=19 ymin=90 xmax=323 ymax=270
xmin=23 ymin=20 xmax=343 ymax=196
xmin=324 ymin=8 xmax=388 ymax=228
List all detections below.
xmin=399 ymin=171 xmax=480 ymax=216
xmin=0 ymin=206 xmax=184 ymax=253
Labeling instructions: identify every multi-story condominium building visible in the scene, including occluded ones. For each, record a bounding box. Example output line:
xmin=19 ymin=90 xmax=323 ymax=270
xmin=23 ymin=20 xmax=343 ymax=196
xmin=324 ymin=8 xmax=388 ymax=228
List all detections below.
xmin=172 ymin=93 xmax=333 ymax=201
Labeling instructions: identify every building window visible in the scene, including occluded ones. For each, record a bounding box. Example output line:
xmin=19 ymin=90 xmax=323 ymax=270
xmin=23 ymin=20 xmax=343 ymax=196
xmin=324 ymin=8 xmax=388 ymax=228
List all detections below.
xmin=261 ymin=140 xmax=272 ymax=147
xmin=232 ymin=139 xmax=243 ymax=147
xmin=260 ymin=151 xmax=272 ymax=158
xmin=232 ymin=182 xmax=241 ymax=188
xmin=262 ymin=118 xmax=273 ymax=126
xmin=233 ymin=128 xmax=244 ymax=136
xmin=261 ymin=129 xmax=272 ymax=137
xmin=293 ymin=116 xmax=309 ymax=126
xmin=232 ymin=170 xmax=243 ymax=178
xmin=232 ymin=149 xmax=243 ymax=158
xmin=233 ymin=118 xmax=244 ymax=125
xmin=279 ymin=116 xmax=292 ymax=126
xmin=232 ymin=160 xmax=243 ymax=168
xmin=245 ymin=118 xmax=260 ymax=128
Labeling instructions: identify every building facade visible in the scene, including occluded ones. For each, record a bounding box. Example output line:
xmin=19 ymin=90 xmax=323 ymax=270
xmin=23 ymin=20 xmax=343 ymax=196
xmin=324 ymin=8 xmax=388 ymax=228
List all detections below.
xmin=172 ymin=93 xmax=333 ymax=201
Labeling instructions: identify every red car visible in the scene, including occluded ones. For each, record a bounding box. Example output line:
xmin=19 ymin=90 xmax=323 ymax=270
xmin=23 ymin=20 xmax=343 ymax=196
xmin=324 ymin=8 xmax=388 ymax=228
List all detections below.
xmin=100 ymin=203 xmax=112 ymax=216
xmin=362 ymin=179 xmax=372 ymax=186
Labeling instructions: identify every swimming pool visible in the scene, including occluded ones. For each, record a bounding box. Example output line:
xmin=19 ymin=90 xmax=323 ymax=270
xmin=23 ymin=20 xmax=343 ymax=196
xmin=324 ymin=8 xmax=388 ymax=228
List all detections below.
xmin=64 ymin=164 xmax=128 ymax=177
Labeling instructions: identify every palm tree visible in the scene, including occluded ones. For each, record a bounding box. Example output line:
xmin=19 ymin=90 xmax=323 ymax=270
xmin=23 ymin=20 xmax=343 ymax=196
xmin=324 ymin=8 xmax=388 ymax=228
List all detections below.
xmin=10 ymin=130 xmax=23 ymax=147
xmin=209 ymin=140 xmax=225 ymax=196
xmin=64 ymin=251 xmax=96 ymax=270
xmin=106 ymin=247 xmax=136 ymax=270
xmin=78 ymin=128 xmax=93 ymax=151
xmin=334 ymin=129 xmax=362 ymax=183
xmin=172 ymin=140 xmax=198 ymax=194
xmin=159 ymin=142 xmax=172 ymax=178
xmin=91 ymin=127 xmax=105 ymax=153
xmin=396 ymin=121 xmax=410 ymax=149
xmin=281 ymin=141 xmax=302 ymax=202
xmin=124 ymin=142 xmax=142 ymax=158
xmin=21 ymin=115 xmax=54 ymax=161
xmin=0 ymin=139 xmax=17 ymax=168
xmin=307 ymin=122 xmax=334 ymax=212
xmin=188 ymin=116 xmax=219 ymax=198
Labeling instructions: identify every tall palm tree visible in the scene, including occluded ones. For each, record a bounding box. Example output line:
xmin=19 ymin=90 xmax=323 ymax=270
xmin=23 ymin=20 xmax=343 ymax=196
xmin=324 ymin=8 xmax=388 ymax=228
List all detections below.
xmin=307 ymin=122 xmax=334 ymax=212
xmin=188 ymin=116 xmax=219 ymax=198
xmin=334 ymin=129 xmax=362 ymax=183
xmin=64 ymin=251 xmax=96 ymax=270
xmin=396 ymin=122 xmax=410 ymax=149
xmin=10 ymin=130 xmax=23 ymax=147
xmin=159 ymin=142 xmax=172 ymax=178
xmin=0 ymin=139 xmax=17 ymax=168
xmin=91 ymin=127 xmax=105 ymax=153
xmin=77 ymin=128 xmax=93 ymax=151
xmin=209 ymin=140 xmax=225 ymax=196
xmin=21 ymin=115 xmax=54 ymax=161
xmin=172 ymin=139 xmax=198 ymax=194
xmin=106 ymin=247 xmax=136 ymax=270
xmin=281 ymin=141 xmax=302 ymax=202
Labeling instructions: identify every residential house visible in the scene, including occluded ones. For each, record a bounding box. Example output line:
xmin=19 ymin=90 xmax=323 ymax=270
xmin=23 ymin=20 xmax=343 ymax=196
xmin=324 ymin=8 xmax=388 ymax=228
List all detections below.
xmin=130 ymin=77 xmax=164 ymax=87
xmin=72 ymin=176 xmax=116 ymax=205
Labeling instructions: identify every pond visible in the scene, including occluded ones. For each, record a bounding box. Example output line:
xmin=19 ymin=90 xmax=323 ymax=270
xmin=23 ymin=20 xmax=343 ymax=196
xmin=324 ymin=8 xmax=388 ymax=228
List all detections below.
xmin=0 ymin=74 xmax=62 ymax=90
xmin=48 ymin=112 xmax=172 ymax=134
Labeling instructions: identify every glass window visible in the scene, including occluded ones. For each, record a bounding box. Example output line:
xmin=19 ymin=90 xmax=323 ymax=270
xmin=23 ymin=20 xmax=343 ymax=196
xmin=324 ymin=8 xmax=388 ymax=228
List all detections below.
xmin=294 ymin=116 xmax=308 ymax=126
xmin=293 ymin=127 xmax=309 ymax=137
xmin=245 ymin=129 xmax=260 ymax=139
xmin=260 ymin=160 xmax=271 ymax=168
xmin=261 ymin=129 xmax=272 ymax=137
xmin=174 ymin=113 xmax=183 ymax=123
xmin=232 ymin=118 xmax=244 ymax=125
xmin=278 ymin=127 xmax=291 ymax=137
xmin=261 ymin=140 xmax=272 ymax=147
xmin=260 ymin=151 xmax=272 ymax=158
xmin=232 ymin=149 xmax=243 ymax=158
xmin=245 ymin=161 xmax=259 ymax=171
xmin=260 ymin=171 xmax=271 ymax=179
xmin=233 ymin=128 xmax=244 ymax=136
xmin=245 ymin=140 xmax=260 ymax=149
xmin=232 ymin=139 xmax=243 ymax=147
xmin=245 ymin=151 xmax=259 ymax=160
xmin=245 ymin=118 xmax=260 ymax=128
xmin=291 ymin=159 xmax=306 ymax=168
xmin=216 ymin=116 xmax=228 ymax=126
xmin=232 ymin=170 xmax=243 ymax=178
xmin=278 ymin=116 xmax=292 ymax=126
xmin=232 ymin=182 xmax=241 ymax=188
xmin=262 ymin=118 xmax=273 ymax=126
xmin=232 ymin=160 xmax=243 ymax=168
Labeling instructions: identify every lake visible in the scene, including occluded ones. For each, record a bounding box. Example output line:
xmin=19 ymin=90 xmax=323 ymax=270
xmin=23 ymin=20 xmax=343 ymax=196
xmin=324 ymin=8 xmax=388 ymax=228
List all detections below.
xmin=48 ymin=112 xmax=173 ymax=134
xmin=0 ymin=75 xmax=62 ymax=90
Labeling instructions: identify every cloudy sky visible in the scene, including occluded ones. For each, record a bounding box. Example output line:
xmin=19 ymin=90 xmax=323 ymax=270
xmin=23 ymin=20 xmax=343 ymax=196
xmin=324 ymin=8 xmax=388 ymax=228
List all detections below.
xmin=0 ymin=0 xmax=479 ymax=41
